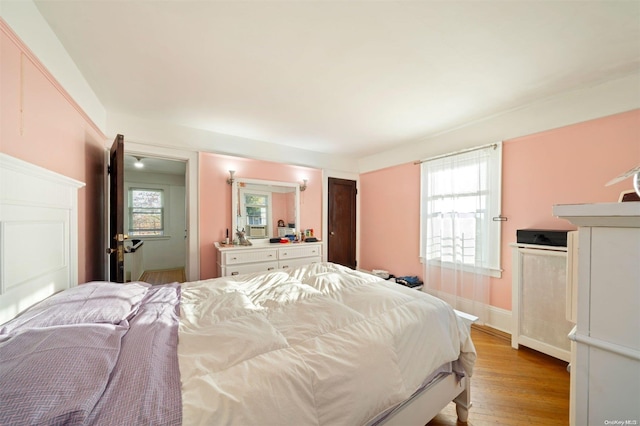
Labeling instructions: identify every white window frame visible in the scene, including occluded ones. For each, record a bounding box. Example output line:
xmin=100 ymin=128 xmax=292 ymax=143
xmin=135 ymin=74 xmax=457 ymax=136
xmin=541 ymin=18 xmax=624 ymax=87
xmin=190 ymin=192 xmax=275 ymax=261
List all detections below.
xmin=238 ymin=188 xmax=272 ymax=239
xmin=128 ymin=187 xmax=166 ymax=237
xmin=419 ymin=142 xmax=503 ymax=278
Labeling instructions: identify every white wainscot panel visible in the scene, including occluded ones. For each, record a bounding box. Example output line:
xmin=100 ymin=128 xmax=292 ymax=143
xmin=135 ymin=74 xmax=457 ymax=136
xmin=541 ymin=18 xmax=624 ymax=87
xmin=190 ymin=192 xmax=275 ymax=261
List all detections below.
xmin=1 ymin=220 xmax=67 ymax=292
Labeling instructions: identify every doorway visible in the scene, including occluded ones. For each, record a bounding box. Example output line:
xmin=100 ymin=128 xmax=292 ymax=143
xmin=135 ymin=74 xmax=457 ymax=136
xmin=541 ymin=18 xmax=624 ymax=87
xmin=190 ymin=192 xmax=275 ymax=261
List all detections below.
xmin=112 ymin=141 xmax=199 ymax=283
xmin=123 ymin=155 xmax=187 ymax=283
xmin=327 ymin=177 xmax=357 ymax=269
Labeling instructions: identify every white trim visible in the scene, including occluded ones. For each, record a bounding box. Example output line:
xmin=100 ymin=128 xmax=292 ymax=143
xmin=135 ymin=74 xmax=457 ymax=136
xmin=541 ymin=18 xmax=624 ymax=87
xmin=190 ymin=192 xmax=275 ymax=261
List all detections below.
xmin=485 ymin=305 xmax=512 ymax=335
xmin=0 ymin=153 xmax=84 ymax=193
xmin=231 ymin=178 xmax=299 ymax=242
xmin=518 ymin=335 xmax=571 ymax=363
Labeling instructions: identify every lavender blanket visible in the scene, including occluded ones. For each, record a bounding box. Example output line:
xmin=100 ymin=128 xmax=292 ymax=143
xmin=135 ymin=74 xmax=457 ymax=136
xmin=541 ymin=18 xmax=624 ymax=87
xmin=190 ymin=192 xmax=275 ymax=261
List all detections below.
xmin=88 ymin=284 xmax=182 ymax=425
xmin=0 ymin=283 xmax=182 ymax=426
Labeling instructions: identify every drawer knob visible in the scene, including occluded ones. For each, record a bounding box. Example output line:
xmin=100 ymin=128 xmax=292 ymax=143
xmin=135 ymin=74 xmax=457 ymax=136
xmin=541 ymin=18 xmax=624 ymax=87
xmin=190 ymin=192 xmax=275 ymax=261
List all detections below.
xmin=268 ymin=267 xmax=275 ymax=271
xmin=231 ymin=271 xmax=239 ymax=276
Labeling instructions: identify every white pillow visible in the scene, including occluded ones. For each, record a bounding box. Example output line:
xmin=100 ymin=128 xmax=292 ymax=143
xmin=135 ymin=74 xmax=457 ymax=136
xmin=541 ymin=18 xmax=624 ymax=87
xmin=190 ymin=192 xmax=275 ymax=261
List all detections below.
xmin=0 ymin=281 xmax=150 ymax=334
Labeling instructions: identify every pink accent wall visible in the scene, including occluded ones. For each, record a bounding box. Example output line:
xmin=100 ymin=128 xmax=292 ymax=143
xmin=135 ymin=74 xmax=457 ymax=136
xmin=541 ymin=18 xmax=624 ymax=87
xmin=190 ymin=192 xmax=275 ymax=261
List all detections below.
xmin=1 ymin=21 xmax=107 ymax=282
xmin=360 ymin=109 xmax=640 ymax=311
xmin=199 ymin=152 xmax=323 ymax=279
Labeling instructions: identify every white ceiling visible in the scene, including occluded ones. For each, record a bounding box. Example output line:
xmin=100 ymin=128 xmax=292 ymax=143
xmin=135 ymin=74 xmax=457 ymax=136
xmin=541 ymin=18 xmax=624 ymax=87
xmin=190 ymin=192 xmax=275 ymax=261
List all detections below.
xmin=124 ymin=154 xmax=186 ymax=175
xmin=34 ymin=1 xmax=640 ymax=158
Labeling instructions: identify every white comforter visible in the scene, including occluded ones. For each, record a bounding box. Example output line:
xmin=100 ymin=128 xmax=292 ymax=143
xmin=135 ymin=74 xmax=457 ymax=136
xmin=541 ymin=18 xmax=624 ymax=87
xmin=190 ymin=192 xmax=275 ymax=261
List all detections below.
xmin=178 ymin=263 xmax=476 ymax=426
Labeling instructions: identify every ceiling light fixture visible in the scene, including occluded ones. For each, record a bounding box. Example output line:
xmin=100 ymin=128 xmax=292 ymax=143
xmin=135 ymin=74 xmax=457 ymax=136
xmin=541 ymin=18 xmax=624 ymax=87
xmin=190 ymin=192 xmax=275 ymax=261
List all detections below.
xmin=300 ymin=179 xmax=308 ymax=192
xmin=134 ymin=156 xmax=144 ymax=168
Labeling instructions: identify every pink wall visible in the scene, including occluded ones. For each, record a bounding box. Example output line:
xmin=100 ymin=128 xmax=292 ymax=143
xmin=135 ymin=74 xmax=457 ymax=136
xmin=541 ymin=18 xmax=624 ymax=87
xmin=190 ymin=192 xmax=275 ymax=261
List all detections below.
xmin=360 ymin=109 xmax=640 ymax=311
xmin=1 ymin=21 xmax=107 ymax=282
xmin=199 ymin=152 xmax=323 ymax=279
xmin=498 ymin=109 xmax=640 ymax=309
xmin=360 ymin=163 xmax=423 ymax=278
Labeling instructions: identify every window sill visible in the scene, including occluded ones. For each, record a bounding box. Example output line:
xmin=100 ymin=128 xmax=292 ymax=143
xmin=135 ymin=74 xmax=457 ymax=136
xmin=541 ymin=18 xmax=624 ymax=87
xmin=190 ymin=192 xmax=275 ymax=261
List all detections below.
xmin=130 ymin=235 xmax=171 ymax=241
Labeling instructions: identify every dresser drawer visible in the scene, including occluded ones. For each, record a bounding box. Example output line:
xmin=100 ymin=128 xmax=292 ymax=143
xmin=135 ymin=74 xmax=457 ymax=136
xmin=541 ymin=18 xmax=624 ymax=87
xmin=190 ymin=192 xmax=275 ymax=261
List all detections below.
xmin=222 ymin=248 xmax=278 ymax=265
xmin=223 ymin=261 xmax=280 ymax=276
xmin=279 ymin=244 xmax=321 ymax=260
xmin=279 ymin=256 xmax=322 ymax=271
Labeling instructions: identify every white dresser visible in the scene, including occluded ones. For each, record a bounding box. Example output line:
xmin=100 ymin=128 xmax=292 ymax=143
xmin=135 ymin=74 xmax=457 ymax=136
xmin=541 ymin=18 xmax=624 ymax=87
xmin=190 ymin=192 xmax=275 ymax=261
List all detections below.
xmin=554 ymin=202 xmax=640 ymax=426
xmin=215 ymin=242 xmax=323 ymax=277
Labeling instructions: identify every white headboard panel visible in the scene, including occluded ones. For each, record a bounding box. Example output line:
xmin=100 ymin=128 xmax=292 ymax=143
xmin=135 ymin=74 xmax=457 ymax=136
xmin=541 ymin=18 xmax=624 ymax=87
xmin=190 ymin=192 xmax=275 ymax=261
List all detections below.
xmin=0 ymin=154 xmax=85 ymax=325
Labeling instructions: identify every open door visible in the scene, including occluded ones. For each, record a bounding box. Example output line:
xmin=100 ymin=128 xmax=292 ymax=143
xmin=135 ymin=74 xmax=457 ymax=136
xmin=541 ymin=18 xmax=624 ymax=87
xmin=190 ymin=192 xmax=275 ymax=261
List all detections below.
xmin=327 ymin=177 xmax=357 ymax=269
xmin=108 ymin=134 xmax=125 ymax=282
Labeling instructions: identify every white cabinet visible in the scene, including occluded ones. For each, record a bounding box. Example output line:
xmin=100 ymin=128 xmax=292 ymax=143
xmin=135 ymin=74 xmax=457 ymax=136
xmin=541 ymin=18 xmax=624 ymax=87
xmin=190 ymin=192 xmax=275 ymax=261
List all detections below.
xmin=215 ymin=242 xmax=323 ymax=277
xmin=554 ymin=202 xmax=640 ymax=426
xmin=511 ymin=242 xmax=575 ymax=362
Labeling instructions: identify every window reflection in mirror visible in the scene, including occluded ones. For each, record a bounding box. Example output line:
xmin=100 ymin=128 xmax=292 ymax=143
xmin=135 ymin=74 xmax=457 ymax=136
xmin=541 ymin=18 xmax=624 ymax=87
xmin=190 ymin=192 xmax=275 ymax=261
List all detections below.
xmin=232 ymin=179 xmax=300 ymax=241
xmin=240 ymin=189 xmax=270 ymax=238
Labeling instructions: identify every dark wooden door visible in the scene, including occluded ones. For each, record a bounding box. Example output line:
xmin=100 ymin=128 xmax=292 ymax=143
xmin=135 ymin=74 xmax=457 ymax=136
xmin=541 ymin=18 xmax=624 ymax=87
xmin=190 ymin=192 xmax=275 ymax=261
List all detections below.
xmin=327 ymin=178 xmax=357 ymax=269
xmin=108 ymin=134 xmax=125 ymax=283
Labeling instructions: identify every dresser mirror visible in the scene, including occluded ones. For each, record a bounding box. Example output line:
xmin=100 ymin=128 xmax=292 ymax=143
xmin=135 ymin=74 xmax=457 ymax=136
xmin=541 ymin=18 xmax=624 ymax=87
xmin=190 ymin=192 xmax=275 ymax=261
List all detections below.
xmin=231 ymin=178 xmax=300 ymax=241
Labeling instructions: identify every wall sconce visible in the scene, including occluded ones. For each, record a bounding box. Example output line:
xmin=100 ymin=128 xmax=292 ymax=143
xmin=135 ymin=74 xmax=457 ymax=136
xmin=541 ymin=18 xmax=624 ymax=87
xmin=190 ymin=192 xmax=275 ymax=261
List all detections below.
xmin=300 ymin=179 xmax=308 ymax=192
xmin=134 ymin=156 xmax=144 ymax=169
xmin=226 ymin=170 xmax=236 ymax=185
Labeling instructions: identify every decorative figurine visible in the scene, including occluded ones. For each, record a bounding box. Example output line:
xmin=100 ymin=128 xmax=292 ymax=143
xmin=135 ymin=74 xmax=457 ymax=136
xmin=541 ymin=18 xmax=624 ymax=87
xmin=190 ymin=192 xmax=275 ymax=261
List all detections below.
xmin=236 ymin=228 xmax=252 ymax=246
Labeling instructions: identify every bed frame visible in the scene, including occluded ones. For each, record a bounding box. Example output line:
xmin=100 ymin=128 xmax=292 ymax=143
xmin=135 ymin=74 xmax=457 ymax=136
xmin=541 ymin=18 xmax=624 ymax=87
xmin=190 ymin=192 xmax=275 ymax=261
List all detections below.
xmin=0 ymin=154 xmax=474 ymax=425
xmin=383 ymin=373 xmax=470 ymax=425
xmin=0 ymin=154 xmax=84 ymax=325
xmin=381 ymin=309 xmax=476 ymax=425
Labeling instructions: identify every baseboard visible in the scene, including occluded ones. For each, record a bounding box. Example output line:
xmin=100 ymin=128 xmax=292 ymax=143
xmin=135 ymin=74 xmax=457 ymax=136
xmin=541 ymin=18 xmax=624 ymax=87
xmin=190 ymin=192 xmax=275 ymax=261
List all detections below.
xmin=472 ymin=323 xmax=511 ymax=341
xmin=486 ymin=305 xmax=512 ymax=335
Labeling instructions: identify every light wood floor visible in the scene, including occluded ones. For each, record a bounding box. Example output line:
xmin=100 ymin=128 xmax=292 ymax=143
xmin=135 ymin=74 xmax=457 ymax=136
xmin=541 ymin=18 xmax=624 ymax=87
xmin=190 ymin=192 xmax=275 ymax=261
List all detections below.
xmin=139 ymin=267 xmax=186 ymax=285
xmin=427 ymin=326 xmax=570 ymax=426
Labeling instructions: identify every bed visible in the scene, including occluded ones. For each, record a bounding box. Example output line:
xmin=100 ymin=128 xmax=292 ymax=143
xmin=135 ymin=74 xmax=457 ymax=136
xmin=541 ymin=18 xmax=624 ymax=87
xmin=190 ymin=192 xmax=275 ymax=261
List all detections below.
xmin=0 ymin=154 xmax=476 ymax=425
xmin=0 ymin=263 xmax=476 ymax=425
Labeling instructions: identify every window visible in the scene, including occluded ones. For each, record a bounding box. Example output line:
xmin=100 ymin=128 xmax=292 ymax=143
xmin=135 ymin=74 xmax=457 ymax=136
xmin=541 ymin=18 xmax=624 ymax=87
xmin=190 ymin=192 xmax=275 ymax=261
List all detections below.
xmin=420 ymin=142 xmax=502 ymax=276
xmin=129 ymin=188 xmax=164 ymax=236
xmin=239 ymin=190 xmax=271 ymax=238
xmin=245 ymin=193 xmax=268 ymax=226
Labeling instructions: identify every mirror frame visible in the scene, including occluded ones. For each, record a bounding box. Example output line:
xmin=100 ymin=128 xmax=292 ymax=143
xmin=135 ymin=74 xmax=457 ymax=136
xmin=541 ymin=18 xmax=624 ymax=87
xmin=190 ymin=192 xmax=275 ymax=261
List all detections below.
xmin=231 ymin=178 xmax=300 ymax=241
